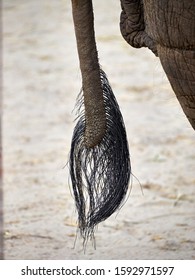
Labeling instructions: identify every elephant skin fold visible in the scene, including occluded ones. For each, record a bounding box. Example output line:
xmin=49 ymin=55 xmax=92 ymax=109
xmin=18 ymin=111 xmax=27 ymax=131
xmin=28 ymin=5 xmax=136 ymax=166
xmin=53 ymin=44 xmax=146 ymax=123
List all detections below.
xmin=120 ymin=0 xmax=195 ymax=130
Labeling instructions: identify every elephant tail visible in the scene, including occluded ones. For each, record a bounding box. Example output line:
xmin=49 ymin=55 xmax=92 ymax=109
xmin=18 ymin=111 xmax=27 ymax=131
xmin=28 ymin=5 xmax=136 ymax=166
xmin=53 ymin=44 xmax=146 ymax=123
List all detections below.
xmin=70 ymin=0 xmax=131 ymax=244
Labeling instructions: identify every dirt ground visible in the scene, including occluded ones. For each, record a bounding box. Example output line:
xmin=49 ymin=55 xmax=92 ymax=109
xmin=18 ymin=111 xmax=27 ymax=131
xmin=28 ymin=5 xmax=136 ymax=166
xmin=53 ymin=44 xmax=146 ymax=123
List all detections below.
xmin=3 ymin=0 xmax=195 ymax=259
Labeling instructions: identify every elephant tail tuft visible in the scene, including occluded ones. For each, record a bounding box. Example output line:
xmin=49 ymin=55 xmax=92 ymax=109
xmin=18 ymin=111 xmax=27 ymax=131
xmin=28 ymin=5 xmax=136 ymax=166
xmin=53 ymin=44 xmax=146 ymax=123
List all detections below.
xmin=69 ymin=69 xmax=131 ymax=245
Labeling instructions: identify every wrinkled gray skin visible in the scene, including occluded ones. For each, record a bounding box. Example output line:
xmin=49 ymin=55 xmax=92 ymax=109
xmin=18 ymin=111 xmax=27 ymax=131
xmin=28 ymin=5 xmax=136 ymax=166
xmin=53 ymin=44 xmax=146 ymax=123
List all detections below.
xmin=120 ymin=0 xmax=195 ymax=130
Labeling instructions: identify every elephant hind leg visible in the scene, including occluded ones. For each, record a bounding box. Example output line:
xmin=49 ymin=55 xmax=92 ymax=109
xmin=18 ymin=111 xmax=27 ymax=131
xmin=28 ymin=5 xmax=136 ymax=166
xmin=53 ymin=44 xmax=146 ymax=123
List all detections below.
xmin=158 ymin=45 xmax=195 ymax=130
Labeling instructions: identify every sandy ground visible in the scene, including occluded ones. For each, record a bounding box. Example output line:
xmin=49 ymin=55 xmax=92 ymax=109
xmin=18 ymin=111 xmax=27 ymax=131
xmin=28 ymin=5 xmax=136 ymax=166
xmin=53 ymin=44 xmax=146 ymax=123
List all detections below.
xmin=3 ymin=0 xmax=195 ymax=259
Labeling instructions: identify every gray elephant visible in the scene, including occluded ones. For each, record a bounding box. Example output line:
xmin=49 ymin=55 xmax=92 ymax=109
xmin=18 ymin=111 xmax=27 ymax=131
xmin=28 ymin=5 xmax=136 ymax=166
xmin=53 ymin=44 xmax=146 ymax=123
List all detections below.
xmin=69 ymin=0 xmax=195 ymax=243
xmin=120 ymin=0 xmax=195 ymax=130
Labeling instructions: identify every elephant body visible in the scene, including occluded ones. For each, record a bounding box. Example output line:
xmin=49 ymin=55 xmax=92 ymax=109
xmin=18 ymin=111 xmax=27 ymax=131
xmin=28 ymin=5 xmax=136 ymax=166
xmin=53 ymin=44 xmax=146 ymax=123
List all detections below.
xmin=70 ymin=0 xmax=195 ymax=242
xmin=120 ymin=0 xmax=195 ymax=129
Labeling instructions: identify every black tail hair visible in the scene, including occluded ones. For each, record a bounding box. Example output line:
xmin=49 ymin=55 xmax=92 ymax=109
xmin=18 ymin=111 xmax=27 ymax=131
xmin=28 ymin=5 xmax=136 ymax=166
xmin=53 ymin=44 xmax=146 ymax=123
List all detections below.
xmin=69 ymin=69 xmax=131 ymax=243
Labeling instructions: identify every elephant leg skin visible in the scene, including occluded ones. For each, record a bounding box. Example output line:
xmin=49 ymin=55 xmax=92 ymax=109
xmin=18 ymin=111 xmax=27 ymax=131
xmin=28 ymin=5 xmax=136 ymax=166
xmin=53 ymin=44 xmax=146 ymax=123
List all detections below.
xmin=120 ymin=0 xmax=195 ymax=130
xmin=158 ymin=46 xmax=195 ymax=130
